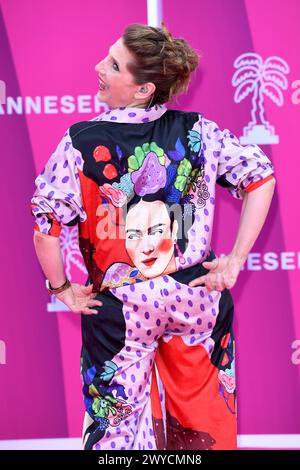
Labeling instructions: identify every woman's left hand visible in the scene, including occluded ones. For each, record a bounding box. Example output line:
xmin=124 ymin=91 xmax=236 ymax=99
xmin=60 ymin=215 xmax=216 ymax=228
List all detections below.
xmin=188 ymin=254 xmax=244 ymax=292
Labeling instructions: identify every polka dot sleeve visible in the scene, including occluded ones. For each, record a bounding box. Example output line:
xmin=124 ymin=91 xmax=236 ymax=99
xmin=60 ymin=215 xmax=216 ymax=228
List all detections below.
xmin=30 ymin=129 xmax=87 ymax=237
xmin=202 ymin=117 xmax=275 ymax=200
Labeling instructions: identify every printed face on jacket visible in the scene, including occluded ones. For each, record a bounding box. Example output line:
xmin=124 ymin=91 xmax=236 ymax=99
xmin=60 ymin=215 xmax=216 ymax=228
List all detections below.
xmin=125 ymin=199 xmax=179 ymax=278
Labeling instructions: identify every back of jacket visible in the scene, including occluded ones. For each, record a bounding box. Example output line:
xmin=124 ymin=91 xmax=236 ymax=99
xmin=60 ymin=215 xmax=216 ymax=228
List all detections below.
xmin=31 ymin=104 xmax=274 ymax=292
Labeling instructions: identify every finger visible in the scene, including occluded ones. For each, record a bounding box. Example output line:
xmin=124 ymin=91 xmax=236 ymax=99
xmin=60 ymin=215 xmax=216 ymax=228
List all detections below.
xmin=203 ymin=258 xmax=219 ymax=270
xmin=224 ymin=276 xmax=236 ymax=289
xmin=70 ymin=309 xmax=82 ymax=314
xmin=70 ymin=306 xmax=99 ymax=315
xmin=224 ymin=281 xmax=234 ymax=289
xmin=215 ymin=272 xmax=225 ymax=291
xmin=83 ymin=284 xmax=94 ymax=292
xmin=188 ymin=276 xmax=206 ymax=287
xmin=206 ymin=275 xmax=216 ymax=292
xmin=86 ymin=299 xmax=102 ymax=307
xmin=81 ymin=308 xmax=99 ymax=315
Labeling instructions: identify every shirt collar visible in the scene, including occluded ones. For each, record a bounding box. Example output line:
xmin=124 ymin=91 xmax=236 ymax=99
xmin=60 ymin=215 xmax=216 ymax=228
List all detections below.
xmin=98 ymin=103 xmax=167 ymax=124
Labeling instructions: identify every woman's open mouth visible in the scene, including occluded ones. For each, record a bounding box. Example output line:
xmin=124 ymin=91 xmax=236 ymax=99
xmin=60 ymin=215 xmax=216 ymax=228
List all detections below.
xmin=98 ymin=77 xmax=107 ymax=91
xmin=142 ymin=257 xmax=157 ymax=267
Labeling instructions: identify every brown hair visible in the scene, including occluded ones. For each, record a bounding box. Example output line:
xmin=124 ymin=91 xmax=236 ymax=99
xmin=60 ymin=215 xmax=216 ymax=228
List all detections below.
xmin=122 ymin=23 xmax=200 ymax=105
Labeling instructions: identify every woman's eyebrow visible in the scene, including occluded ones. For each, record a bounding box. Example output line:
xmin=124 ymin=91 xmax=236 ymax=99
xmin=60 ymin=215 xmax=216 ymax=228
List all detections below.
xmin=126 ymin=223 xmax=166 ymax=235
xmin=126 ymin=228 xmax=142 ymax=235
xmin=148 ymin=223 xmax=166 ymax=233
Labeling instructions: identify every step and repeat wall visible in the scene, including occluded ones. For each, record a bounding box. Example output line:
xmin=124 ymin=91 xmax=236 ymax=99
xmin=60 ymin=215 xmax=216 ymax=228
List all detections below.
xmin=0 ymin=0 xmax=299 ymax=442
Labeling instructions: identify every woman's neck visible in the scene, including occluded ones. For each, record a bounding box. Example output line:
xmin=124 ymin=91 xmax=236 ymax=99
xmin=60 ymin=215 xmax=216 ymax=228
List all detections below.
xmin=115 ymin=99 xmax=152 ymax=109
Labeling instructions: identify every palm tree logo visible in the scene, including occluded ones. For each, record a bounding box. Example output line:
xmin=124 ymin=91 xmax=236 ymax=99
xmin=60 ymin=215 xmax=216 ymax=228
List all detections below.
xmin=232 ymin=53 xmax=289 ymax=144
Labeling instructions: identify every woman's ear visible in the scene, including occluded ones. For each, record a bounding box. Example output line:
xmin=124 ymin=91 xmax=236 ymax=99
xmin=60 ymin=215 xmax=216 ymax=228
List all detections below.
xmin=172 ymin=219 xmax=179 ymax=242
xmin=134 ymin=82 xmax=156 ymax=101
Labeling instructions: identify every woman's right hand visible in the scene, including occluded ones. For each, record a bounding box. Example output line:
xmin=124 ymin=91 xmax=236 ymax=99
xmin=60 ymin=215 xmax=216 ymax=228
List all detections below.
xmin=54 ymin=283 xmax=102 ymax=315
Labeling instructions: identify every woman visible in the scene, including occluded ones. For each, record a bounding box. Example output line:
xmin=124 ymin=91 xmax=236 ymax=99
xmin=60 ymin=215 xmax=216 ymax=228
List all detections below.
xmin=31 ymin=23 xmax=276 ymax=450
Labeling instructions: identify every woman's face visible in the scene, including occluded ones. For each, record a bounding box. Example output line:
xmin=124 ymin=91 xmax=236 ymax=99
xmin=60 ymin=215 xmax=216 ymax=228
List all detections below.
xmin=125 ymin=200 xmax=179 ymax=278
xmin=95 ymin=37 xmax=154 ymax=109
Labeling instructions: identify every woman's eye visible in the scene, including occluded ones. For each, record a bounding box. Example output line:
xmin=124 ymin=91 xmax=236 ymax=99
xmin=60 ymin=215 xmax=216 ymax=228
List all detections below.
xmin=151 ymin=229 xmax=164 ymax=236
xmin=112 ymin=62 xmax=119 ymax=71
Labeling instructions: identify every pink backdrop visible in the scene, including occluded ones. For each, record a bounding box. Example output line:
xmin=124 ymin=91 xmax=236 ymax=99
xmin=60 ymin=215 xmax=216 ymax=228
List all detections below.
xmin=0 ymin=0 xmax=299 ymax=442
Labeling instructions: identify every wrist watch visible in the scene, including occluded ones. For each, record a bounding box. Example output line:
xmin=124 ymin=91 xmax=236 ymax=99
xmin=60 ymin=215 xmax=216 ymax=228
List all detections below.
xmin=45 ymin=277 xmax=71 ymax=295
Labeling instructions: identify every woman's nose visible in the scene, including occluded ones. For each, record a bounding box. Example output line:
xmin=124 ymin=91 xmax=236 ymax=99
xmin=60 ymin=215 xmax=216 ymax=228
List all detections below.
xmin=95 ymin=62 xmax=102 ymax=73
xmin=143 ymin=246 xmax=155 ymax=256
xmin=95 ymin=58 xmax=106 ymax=72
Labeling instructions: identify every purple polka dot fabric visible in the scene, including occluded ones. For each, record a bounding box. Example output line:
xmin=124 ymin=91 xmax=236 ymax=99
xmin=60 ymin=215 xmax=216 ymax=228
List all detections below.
xmin=201 ymin=117 xmax=275 ymax=200
xmin=83 ymin=275 xmax=221 ymax=450
xmin=30 ymin=128 xmax=87 ymax=236
xmin=99 ymin=104 xmax=167 ymax=124
xmin=31 ymin=104 xmax=266 ymax=450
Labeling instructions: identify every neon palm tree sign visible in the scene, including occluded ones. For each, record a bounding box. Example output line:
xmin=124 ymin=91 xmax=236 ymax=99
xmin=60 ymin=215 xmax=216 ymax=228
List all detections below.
xmin=232 ymin=53 xmax=289 ymax=144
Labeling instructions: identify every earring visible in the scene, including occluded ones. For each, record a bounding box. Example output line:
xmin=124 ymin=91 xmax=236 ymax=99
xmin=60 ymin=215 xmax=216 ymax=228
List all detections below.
xmin=175 ymin=241 xmax=186 ymax=265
